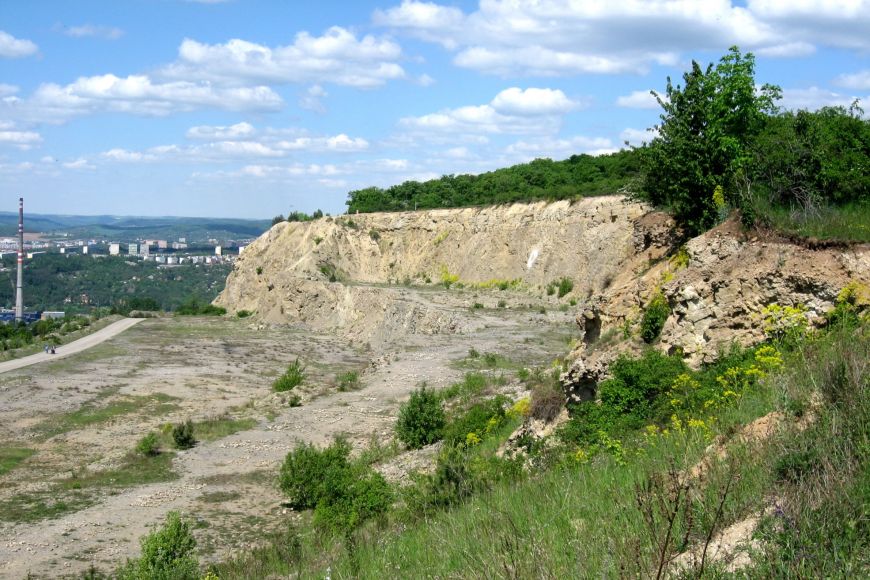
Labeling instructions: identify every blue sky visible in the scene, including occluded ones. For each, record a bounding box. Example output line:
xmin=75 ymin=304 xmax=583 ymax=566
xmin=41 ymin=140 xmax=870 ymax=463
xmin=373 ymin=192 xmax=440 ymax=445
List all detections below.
xmin=1 ymin=0 xmax=868 ymax=219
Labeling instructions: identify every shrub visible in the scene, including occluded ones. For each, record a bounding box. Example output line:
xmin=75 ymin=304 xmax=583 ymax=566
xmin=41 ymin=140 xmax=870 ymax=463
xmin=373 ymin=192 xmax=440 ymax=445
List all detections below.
xmin=530 ymin=380 xmax=565 ymax=422
xmin=443 ymin=397 xmax=508 ymax=446
xmin=396 ymin=387 xmax=445 ymax=449
xmin=368 ymin=228 xmax=381 ymax=241
xmin=640 ymin=292 xmax=670 ymax=343
xmin=120 ymin=511 xmax=198 ymax=580
xmin=278 ymin=438 xmax=393 ymax=535
xmin=256 ymin=266 xmax=263 ymax=275
xmin=172 ymin=420 xmax=196 ymax=450
xmin=313 ymin=469 xmax=393 ymax=535
xmin=273 ymin=359 xmax=305 ymax=392
xmin=557 ymin=277 xmax=574 ymax=298
xmin=236 ymin=310 xmax=253 ymax=318
xmin=136 ymin=433 xmax=160 ymax=457
xmin=336 ymin=371 xmax=360 ymax=391
xmin=279 ymin=439 xmax=351 ymax=510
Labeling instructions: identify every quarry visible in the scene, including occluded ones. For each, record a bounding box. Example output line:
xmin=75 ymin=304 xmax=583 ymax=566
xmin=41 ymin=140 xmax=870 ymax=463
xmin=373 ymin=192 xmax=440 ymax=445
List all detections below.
xmin=1 ymin=195 xmax=868 ymax=577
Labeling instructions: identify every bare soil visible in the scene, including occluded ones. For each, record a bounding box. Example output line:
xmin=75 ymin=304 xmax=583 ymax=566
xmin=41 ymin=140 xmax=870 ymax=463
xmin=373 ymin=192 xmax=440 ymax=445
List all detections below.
xmin=0 ymin=285 xmax=575 ymax=578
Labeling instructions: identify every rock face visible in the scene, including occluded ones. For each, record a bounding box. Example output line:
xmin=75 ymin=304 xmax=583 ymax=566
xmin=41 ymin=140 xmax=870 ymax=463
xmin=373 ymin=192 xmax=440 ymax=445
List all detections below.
xmin=563 ymin=218 xmax=870 ymax=390
xmin=215 ymin=196 xmax=666 ymax=346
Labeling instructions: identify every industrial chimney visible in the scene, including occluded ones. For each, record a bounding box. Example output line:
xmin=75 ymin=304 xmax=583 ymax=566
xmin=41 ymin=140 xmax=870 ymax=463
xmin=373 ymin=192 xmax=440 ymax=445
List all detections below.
xmin=15 ymin=197 xmax=24 ymax=323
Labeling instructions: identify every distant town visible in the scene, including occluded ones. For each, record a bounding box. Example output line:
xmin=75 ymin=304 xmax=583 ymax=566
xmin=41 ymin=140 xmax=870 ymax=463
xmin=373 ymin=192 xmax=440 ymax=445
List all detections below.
xmin=0 ymin=234 xmax=255 ymax=266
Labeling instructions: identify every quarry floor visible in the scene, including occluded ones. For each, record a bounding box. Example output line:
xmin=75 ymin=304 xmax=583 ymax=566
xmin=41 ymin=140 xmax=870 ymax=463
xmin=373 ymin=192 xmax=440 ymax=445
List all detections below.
xmin=0 ymin=286 xmax=576 ymax=578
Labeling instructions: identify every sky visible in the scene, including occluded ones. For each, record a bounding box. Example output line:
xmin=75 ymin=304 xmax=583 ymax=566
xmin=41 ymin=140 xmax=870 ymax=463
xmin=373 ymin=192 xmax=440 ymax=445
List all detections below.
xmin=1 ymin=0 xmax=869 ymax=219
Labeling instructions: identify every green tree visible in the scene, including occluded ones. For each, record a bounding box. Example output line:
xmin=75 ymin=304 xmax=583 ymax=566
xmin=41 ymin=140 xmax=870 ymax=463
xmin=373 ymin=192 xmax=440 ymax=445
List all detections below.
xmin=641 ymin=47 xmax=781 ymax=234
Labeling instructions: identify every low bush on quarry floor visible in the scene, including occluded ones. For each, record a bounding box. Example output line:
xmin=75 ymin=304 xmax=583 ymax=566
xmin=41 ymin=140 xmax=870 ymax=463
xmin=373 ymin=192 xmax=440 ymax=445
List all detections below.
xmin=272 ymin=359 xmax=305 ymax=392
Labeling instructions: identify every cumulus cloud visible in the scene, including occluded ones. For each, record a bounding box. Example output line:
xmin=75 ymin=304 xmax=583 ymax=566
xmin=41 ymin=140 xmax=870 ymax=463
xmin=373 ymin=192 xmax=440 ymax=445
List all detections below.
xmin=620 ymin=127 xmax=659 ymax=146
xmin=160 ymin=27 xmax=405 ymax=88
xmin=374 ymin=0 xmax=465 ymax=48
xmin=490 ymin=87 xmax=578 ymax=115
xmin=400 ymin=87 xmax=580 ymax=136
xmin=186 ymin=122 xmax=256 ymax=140
xmin=778 ymin=86 xmax=865 ymax=111
xmin=60 ymin=24 xmax=124 ymax=40
xmin=101 ymin=125 xmax=369 ymax=164
xmin=616 ymin=90 xmax=662 ymax=109
xmin=0 ymin=31 xmax=38 ymax=58
xmin=299 ymin=85 xmax=328 ymax=113
xmin=0 ymin=128 xmax=42 ymax=149
xmin=505 ymin=136 xmax=616 ymax=158
xmin=374 ymin=1 xmax=870 ymax=77
xmin=101 ymin=148 xmax=157 ymax=162
xmin=8 ymin=74 xmax=282 ymax=122
xmin=836 ymin=70 xmax=870 ymax=91
xmin=63 ymin=158 xmax=95 ymax=170
xmin=0 ymin=84 xmax=19 ymax=97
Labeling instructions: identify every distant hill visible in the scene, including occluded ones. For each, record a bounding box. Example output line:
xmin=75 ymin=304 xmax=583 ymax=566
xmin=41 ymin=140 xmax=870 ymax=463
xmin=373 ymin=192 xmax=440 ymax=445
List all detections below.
xmin=0 ymin=213 xmax=271 ymax=243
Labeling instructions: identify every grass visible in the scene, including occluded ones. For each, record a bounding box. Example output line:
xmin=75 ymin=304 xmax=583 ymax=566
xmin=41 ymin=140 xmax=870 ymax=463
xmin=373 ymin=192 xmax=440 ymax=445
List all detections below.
xmin=453 ymin=350 xmax=518 ymax=371
xmin=34 ymin=390 xmax=179 ymax=439
xmin=757 ymin=200 xmax=870 ymax=243
xmin=0 ymin=452 xmax=178 ymax=524
xmin=0 ymin=446 xmax=35 ymax=476
xmin=193 ymin=415 xmax=258 ymax=442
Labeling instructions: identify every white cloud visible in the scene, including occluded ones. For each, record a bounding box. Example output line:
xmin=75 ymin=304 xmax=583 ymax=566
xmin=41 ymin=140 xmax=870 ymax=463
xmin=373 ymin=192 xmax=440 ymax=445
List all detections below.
xmin=186 ymin=122 xmax=256 ymax=140
xmin=620 ymin=127 xmax=659 ymax=146
xmin=0 ymin=31 xmax=38 ymax=58
xmin=400 ymin=87 xmax=579 ymax=136
xmin=0 ymin=84 xmax=19 ymax=97
xmin=161 ymin=27 xmax=405 ymax=88
xmin=299 ymin=85 xmax=328 ymax=112
xmin=12 ymin=74 xmax=282 ymax=122
xmin=374 ymin=0 xmax=465 ymax=48
xmin=101 ymin=148 xmax=157 ymax=162
xmin=490 ymin=87 xmax=578 ymax=115
xmin=505 ymin=136 xmax=616 ymax=158
xmin=0 ymin=128 xmax=42 ymax=149
xmin=374 ymin=1 xmax=870 ymax=77
xmin=63 ymin=158 xmax=95 ymax=170
xmin=779 ymin=86 xmax=864 ymax=110
xmin=62 ymin=24 xmax=124 ymax=40
xmin=616 ymin=90 xmax=662 ymax=109
xmin=836 ymin=70 xmax=870 ymax=90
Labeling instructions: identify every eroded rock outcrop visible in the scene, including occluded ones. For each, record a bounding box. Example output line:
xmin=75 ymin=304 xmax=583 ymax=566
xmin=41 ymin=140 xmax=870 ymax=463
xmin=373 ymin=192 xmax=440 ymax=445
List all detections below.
xmin=216 ymin=196 xmax=669 ymax=347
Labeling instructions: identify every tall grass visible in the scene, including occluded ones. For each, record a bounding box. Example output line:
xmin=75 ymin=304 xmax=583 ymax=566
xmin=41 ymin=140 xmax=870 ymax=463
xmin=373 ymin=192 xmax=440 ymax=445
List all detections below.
xmin=207 ymin=320 xmax=869 ymax=578
xmin=756 ymin=200 xmax=870 ymax=242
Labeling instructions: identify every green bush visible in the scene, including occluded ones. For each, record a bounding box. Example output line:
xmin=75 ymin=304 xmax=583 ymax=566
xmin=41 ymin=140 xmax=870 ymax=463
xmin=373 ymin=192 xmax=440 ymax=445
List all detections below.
xmin=120 ymin=511 xmax=198 ymax=580
xmin=561 ymin=350 xmax=687 ymax=444
xmin=396 ymin=387 xmax=445 ymax=449
xmin=279 ymin=439 xmax=351 ymax=510
xmin=236 ymin=310 xmax=253 ymax=318
xmin=273 ymin=359 xmax=305 ymax=392
xmin=557 ymin=277 xmax=574 ymax=298
xmin=313 ymin=468 xmax=393 ymax=535
xmin=640 ymin=292 xmax=670 ymax=343
xmin=336 ymin=371 xmax=360 ymax=391
xmin=442 ymin=397 xmax=508 ymax=446
xmin=278 ymin=438 xmax=393 ymax=535
xmin=172 ymin=420 xmax=196 ymax=450
xmin=175 ymin=297 xmax=226 ymax=316
xmin=136 ymin=433 xmax=160 ymax=457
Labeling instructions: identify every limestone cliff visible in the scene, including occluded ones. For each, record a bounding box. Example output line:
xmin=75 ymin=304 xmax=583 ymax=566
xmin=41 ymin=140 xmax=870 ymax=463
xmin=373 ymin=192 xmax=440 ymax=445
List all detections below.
xmin=215 ymin=196 xmax=670 ymax=345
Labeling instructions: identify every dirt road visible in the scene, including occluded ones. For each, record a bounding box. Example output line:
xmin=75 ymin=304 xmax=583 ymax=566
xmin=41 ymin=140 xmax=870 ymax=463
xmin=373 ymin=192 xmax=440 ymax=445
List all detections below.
xmin=0 ymin=318 xmax=144 ymax=375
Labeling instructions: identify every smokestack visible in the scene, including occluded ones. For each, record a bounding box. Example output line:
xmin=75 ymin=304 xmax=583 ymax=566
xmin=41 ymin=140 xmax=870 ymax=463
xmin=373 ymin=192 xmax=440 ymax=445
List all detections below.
xmin=15 ymin=197 xmax=23 ymax=323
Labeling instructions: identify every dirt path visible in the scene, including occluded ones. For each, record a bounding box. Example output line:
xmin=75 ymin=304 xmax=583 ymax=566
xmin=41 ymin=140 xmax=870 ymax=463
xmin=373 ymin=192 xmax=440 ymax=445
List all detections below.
xmin=0 ymin=318 xmax=144 ymax=375
xmin=0 ymin=289 xmax=575 ymax=578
